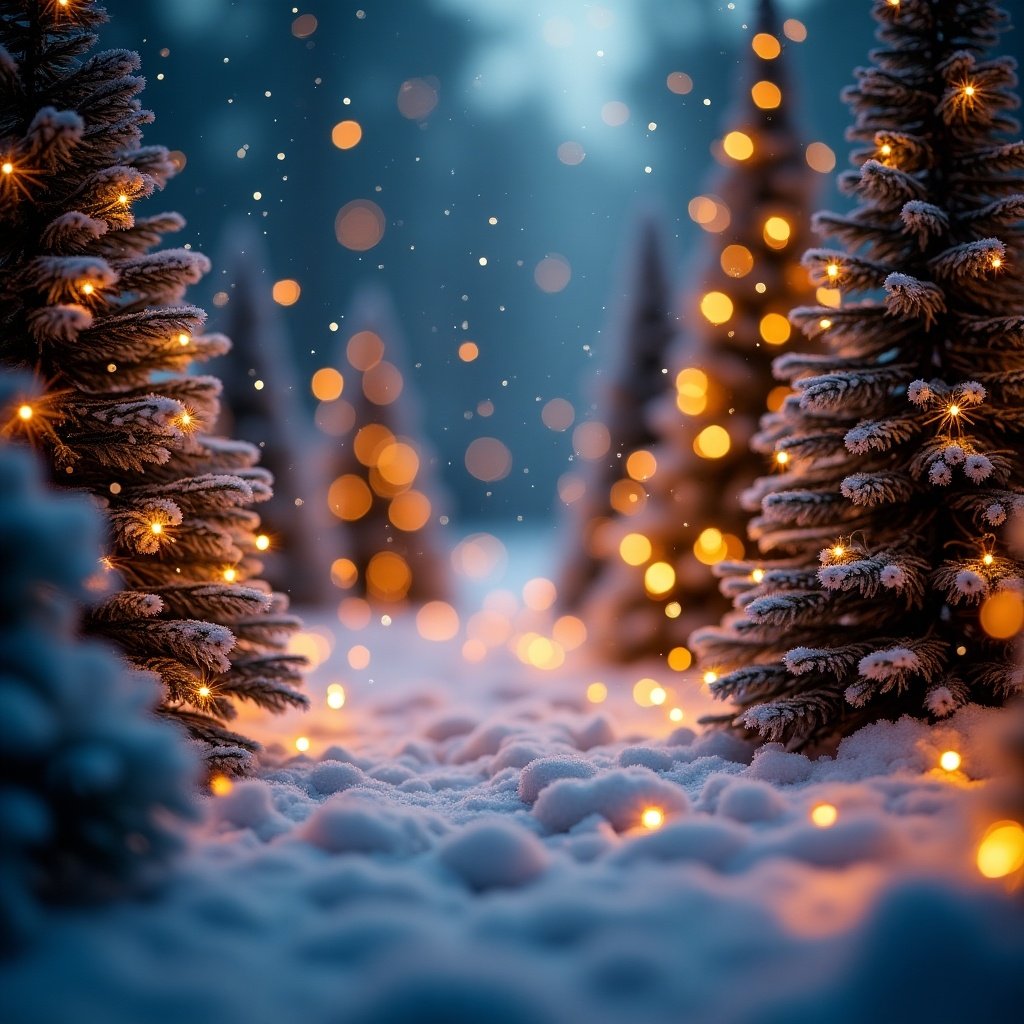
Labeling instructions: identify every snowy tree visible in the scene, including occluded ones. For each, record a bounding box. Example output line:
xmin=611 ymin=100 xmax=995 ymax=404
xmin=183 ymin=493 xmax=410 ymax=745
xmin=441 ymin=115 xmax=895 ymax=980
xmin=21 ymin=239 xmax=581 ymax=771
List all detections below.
xmin=0 ymin=0 xmax=307 ymax=770
xmin=580 ymin=0 xmax=816 ymax=662
xmin=694 ymin=0 xmax=1024 ymax=748
xmin=213 ymin=223 xmax=334 ymax=606
xmin=0 ymin=419 xmax=195 ymax=950
xmin=558 ymin=218 xmax=678 ymax=614
xmin=323 ymin=285 xmax=450 ymax=604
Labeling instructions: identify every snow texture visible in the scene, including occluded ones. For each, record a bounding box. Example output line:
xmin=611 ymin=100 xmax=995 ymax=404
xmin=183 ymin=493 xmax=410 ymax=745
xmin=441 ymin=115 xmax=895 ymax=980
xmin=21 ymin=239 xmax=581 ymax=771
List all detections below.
xmin=2 ymin=602 xmax=1022 ymax=1023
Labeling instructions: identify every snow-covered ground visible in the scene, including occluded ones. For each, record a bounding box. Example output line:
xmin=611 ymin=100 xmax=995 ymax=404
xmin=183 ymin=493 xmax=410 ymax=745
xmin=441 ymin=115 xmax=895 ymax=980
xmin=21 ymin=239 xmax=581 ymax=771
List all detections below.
xmin=3 ymin=537 xmax=1024 ymax=1023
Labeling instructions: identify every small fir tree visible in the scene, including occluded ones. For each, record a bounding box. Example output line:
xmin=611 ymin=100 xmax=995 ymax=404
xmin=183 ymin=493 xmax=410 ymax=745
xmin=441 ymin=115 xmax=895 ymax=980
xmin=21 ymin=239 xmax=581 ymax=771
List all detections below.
xmin=694 ymin=0 xmax=1024 ymax=748
xmin=558 ymin=218 xmax=678 ymax=613
xmin=0 ymin=420 xmax=195 ymax=950
xmin=214 ymin=223 xmax=334 ymax=606
xmin=0 ymin=0 xmax=307 ymax=770
xmin=324 ymin=285 xmax=450 ymax=604
xmin=580 ymin=0 xmax=817 ymax=661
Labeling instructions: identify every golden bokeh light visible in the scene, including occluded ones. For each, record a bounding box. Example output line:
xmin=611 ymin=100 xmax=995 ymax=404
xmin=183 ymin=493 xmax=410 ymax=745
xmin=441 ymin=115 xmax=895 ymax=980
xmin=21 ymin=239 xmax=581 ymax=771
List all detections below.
xmin=644 ymin=561 xmax=676 ymax=596
xmin=980 ymin=590 xmax=1024 ymax=638
xmin=939 ymin=750 xmax=962 ymax=772
xmin=331 ymin=119 xmax=363 ymax=150
xmin=328 ymin=474 xmax=373 ymax=521
xmin=721 ymin=244 xmax=754 ymax=278
xmin=523 ymin=576 xmax=557 ymax=611
xmin=625 ymin=449 xmax=657 ymax=482
xmin=694 ymin=527 xmax=728 ymax=566
xmin=311 ymin=367 xmax=344 ymax=401
xmin=977 ymin=820 xmax=1024 ymax=879
xmin=751 ymin=32 xmax=781 ymax=59
xmin=700 ymin=291 xmax=734 ymax=325
xmin=552 ymin=615 xmax=587 ymax=650
xmin=348 ymin=644 xmax=371 ymax=670
xmin=458 ymin=341 xmax=479 ymax=362
xmin=759 ymin=312 xmax=792 ymax=345
xmin=811 ymin=803 xmax=838 ymax=828
xmin=272 ymin=279 xmax=301 ymax=306
xmin=722 ymin=131 xmax=754 ymax=161
xmin=388 ymin=490 xmax=431 ymax=532
xmin=633 ymin=677 xmax=664 ymax=707
xmin=763 ymin=216 xmax=791 ymax=248
xmin=751 ymin=80 xmax=782 ymax=109
xmin=330 ymin=557 xmax=358 ymax=589
xmin=326 ymin=683 xmax=346 ymax=709
xmin=586 ymin=681 xmax=608 ymax=703
xmin=366 ymin=551 xmax=412 ymax=602
xmin=354 ymin=424 xmax=394 ymax=466
xmin=416 ymin=601 xmax=460 ymax=642
xmin=641 ymin=807 xmax=665 ymax=830
xmin=620 ymin=532 xmax=653 ymax=566
xmin=687 ymin=195 xmax=731 ymax=233
xmin=376 ymin=441 xmax=419 ymax=487
xmin=694 ymin=424 xmax=731 ymax=459
xmin=210 ymin=774 xmax=233 ymax=797
xmin=667 ymin=647 xmax=692 ymax=671
xmin=610 ymin=478 xmax=647 ymax=515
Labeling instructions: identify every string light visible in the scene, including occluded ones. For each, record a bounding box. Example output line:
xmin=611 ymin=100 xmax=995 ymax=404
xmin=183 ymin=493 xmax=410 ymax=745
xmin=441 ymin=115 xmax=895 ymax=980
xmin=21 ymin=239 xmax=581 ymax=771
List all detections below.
xmin=150 ymin=521 xmax=163 ymax=535
xmin=819 ymin=318 xmax=832 ymax=329
xmin=811 ymin=803 xmax=838 ymax=828
xmin=825 ymin=261 xmax=840 ymax=280
xmin=223 ymin=567 xmax=238 ymax=583
xmin=178 ymin=411 xmax=192 ymax=428
xmin=255 ymin=534 xmax=270 ymax=551
xmin=197 ymin=684 xmax=212 ymax=699
xmin=775 ymin=450 xmax=790 ymax=466
xmin=702 ymin=670 xmax=718 ymax=685
xmin=1 ymin=161 xmax=12 ymax=175
xmin=177 ymin=333 xmax=190 ymax=346
xmin=991 ymin=256 xmax=1002 ymax=270
xmin=963 ymin=84 xmax=976 ymax=98
xmin=81 ymin=282 xmax=95 ymax=295
xmin=982 ymin=552 xmax=994 ymax=566
xmin=832 ymin=545 xmax=846 ymax=558
xmin=751 ymin=568 xmax=765 ymax=583
xmin=17 ymin=404 xmax=32 ymax=421
xmin=117 ymin=194 xmax=128 ymax=205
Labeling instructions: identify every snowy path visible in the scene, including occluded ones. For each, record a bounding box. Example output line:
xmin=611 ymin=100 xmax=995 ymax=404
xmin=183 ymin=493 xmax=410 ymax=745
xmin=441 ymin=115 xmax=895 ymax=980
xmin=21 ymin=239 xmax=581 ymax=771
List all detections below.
xmin=4 ymin=550 xmax=1024 ymax=1023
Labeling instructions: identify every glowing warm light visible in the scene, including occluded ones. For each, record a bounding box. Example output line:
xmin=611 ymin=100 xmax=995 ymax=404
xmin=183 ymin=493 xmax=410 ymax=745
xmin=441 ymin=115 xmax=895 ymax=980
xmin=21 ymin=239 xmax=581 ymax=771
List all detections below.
xmin=619 ymin=532 xmax=653 ymax=566
xmin=751 ymin=568 xmax=765 ymax=583
xmin=626 ymin=449 xmax=657 ymax=482
xmin=641 ymin=807 xmax=665 ymax=830
xmin=694 ymin=527 xmax=729 ymax=566
xmin=328 ymin=474 xmax=373 ymax=521
xmin=702 ymin=671 xmax=718 ymax=686
xmin=775 ymin=451 xmax=790 ymax=466
xmin=347 ymin=330 xmax=385 ymax=371
xmin=376 ymin=441 xmax=419 ymax=487
xmin=178 ymin=333 xmax=190 ymax=346
xmin=976 ymin=821 xmax=1024 ymax=879
xmin=644 ymin=561 xmax=675 ymax=596
xmin=17 ymin=404 xmax=32 ymax=421
xmin=223 ymin=567 xmax=238 ymax=583
xmin=117 ymin=193 xmax=128 ymax=205
xmin=348 ymin=644 xmax=371 ymax=669
xmin=1 ymin=161 xmax=12 ymax=174
xmin=326 ymin=683 xmax=346 ymax=709
xmin=982 ymin=553 xmax=994 ymax=566
xmin=81 ymin=282 xmax=95 ymax=295
xmin=751 ymin=80 xmax=782 ymax=109
xmin=805 ymin=142 xmax=836 ymax=173
xmin=553 ymin=615 xmax=587 ymax=650
xmin=722 ymin=131 xmax=754 ymax=161
xmin=197 ymin=685 xmax=212 ymax=699
xmin=330 ymin=557 xmax=358 ymax=589
xmin=523 ymin=577 xmax=557 ymax=611
xmin=667 ymin=646 xmax=692 ymax=672
xmin=365 ymin=551 xmax=412 ymax=602
xmin=416 ymin=601 xmax=460 ymax=642
xmin=759 ymin=312 xmax=791 ymax=345
xmin=295 ymin=736 xmax=311 ymax=753
xmin=210 ymin=774 xmax=233 ymax=797
xmin=880 ymin=143 xmax=893 ymax=157
xmin=817 ymin=286 xmax=842 ymax=308
xmin=721 ymin=244 xmax=754 ymax=278
xmin=255 ymin=534 xmax=270 ymax=551
xmin=811 ymin=803 xmax=838 ymax=828
xmin=832 ymin=546 xmax=846 ymax=559
xmin=980 ymin=590 xmax=1024 ymax=638
xmin=991 ymin=256 xmax=1002 ymax=270
xmin=939 ymin=750 xmax=961 ymax=772
xmin=963 ymin=84 xmax=976 ymax=98
xmin=388 ymin=490 xmax=431 ymax=532
xmin=948 ymin=404 xmax=960 ymax=418
xmin=311 ymin=367 xmax=344 ymax=401
xmin=700 ymin=291 xmax=734 ymax=325
xmin=825 ymin=262 xmax=840 ymax=280
xmin=272 ymin=279 xmax=301 ymax=306
xmin=649 ymin=686 xmax=667 ymax=706
xmin=763 ymin=216 xmax=791 ymax=247
xmin=668 ymin=708 xmax=684 ymax=723
xmin=751 ymin=32 xmax=781 ymax=59
xmin=783 ymin=18 xmax=807 ymax=42
xmin=819 ymin=318 xmax=833 ymax=329
xmin=458 ymin=341 xmax=479 ymax=362
xmin=633 ymin=677 xmax=664 ymax=707
xmin=150 ymin=521 xmax=163 ymax=535
xmin=694 ymin=424 xmax=731 ymax=459
xmin=331 ymin=119 xmax=363 ymax=150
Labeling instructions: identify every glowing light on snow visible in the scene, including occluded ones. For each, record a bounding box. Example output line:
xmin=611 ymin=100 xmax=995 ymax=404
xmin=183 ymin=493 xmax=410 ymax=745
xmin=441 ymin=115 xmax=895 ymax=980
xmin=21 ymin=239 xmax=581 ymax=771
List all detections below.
xmin=939 ymin=750 xmax=962 ymax=772
xmin=811 ymin=803 xmax=838 ymax=828
xmin=977 ymin=821 xmax=1024 ymax=879
xmin=150 ymin=521 xmax=163 ymax=535
xmin=641 ymin=807 xmax=664 ymax=830
xmin=223 ymin=568 xmax=238 ymax=583
xmin=325 ymin=686 xmax=345 ymax=711
xmin=197 ymin=685 xmax=212 ymax=699
xmin=81 ymin=282 xmax=95 ymax=295
xmin=751 ymin=568 xmax=766 ymax=583
xmin=294 ymin=736 xmax=311 ymax=753
xmin=209 ymin=774 xmax=233 ymax=796
xmin=178 ymin=333 xmax=190 ymax=346
xmin=825 ymin=262 xmax=840 ymax=280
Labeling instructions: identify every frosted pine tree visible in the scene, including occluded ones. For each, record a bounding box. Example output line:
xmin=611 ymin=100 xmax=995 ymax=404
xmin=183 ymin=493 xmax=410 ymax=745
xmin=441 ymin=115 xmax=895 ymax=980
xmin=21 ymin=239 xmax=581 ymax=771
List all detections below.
xmin=581 ymin=0 xmax=816 ymax=661
xmin=0 ymin=0 xmax=307 ymax=770
xmin=694 ymin=0 xmax=1024 ymax=748
xmin=214 ymin=223 xmax=334 ymax=606
xmin=324 ymin=286 xmax=450 ymax=604
xmin=559 ymin=218 xmax=677 ymax=613
xmin=0 ymin=413 xmax=195 ymax=949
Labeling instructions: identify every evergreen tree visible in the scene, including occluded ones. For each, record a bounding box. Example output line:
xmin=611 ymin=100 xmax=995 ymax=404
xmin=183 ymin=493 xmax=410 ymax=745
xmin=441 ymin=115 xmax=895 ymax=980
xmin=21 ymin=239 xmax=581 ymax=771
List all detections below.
xmin=0 ymin=412 xmax=195 ymax=949
xmin=558 ymin=218 xmax=677 ymax=613
xmin=694 ymin=0 xmax=1024 ymax=748
xmin=214 ymin=223 xmax=334 ymax=606
xmin=581 ymin=0 xmax=816 ymax=662
xmin=0 ymin=0 xmax=307 ymax=770
xmin=324 ymin=285 xmax=450 ymax=604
